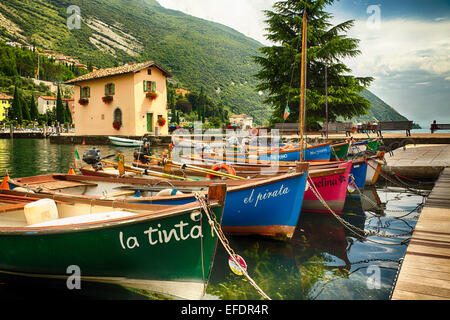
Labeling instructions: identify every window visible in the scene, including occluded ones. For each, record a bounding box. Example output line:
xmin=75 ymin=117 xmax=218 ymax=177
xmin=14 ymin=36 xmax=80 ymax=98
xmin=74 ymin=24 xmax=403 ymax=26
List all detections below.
xmin=80 ymin=86 xmax=90 ymax=98
xmin=105 ymin=83 xmax=115 ymax=95
xmin=114 ymin=107 xmax=122 ymax=124
xmin=143 ymin=80 xmax=156 ymax=92
xmin=147 ymin=69 xmax=152 ymax=75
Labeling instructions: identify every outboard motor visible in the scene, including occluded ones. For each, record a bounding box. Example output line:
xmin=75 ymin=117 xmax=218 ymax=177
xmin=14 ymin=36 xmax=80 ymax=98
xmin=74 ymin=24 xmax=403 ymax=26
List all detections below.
xmin=133 ymin=138 xmax=152 ymax=164
xmin=83 ymin=148 xmax=102 ymax=169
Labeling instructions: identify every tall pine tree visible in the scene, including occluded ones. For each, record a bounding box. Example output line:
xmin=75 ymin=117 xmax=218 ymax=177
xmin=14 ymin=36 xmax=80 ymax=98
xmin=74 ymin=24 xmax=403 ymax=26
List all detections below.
xmin=9 ymin=86 xmax=23 ymax=123
xmin=21 ymin=94 xmax=31 ymax=122
xmin=29 ymin=95 xmax=39 ymax=121
xmin=253 ymin=0 xmax=373 ymax=128
xmin=64 ymin=101 xmax=72 ymax=124
xmin=55 ymin=85 xmax=65 ymax=124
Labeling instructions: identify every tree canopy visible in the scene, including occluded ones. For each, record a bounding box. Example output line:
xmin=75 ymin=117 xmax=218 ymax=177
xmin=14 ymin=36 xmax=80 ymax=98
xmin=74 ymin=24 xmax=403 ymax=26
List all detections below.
xmin=253 ymin=0 xmax=373 ymax=129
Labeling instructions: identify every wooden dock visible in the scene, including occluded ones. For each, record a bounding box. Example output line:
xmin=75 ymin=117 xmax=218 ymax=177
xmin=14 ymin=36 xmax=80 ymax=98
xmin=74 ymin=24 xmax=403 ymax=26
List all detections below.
xmin=391 ymin=167 xmax=450 ymax=300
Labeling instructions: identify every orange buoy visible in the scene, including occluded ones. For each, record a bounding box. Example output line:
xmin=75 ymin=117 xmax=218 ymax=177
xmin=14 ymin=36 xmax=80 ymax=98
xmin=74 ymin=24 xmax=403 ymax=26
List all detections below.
xmin=67 ymin=167 xmax=76 ymax=175
xmin=82 ymin=139 xmax=86 ymax=145
xmin=206 ymin=163 xmax=236 ymax=179
xmin=250 ymin=128 xmax=259 ymax=136
xmin=0 ymin=173 xmax=10 ymax=190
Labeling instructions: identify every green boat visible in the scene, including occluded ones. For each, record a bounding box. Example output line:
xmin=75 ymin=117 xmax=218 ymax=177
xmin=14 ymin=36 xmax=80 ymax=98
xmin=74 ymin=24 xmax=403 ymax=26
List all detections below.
xmin=330 ymin=140 xmax=350 ymax=161
xmin=0 ymin=185 xmax=226 ymax=300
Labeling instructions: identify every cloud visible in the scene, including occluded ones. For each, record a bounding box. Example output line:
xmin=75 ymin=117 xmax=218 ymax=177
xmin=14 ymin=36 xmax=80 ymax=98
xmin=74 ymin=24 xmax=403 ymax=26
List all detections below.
xmin=344 ymin=19 xmax=450 ymax=78
xmin=157 ymin=0 xmax=277 ymax=45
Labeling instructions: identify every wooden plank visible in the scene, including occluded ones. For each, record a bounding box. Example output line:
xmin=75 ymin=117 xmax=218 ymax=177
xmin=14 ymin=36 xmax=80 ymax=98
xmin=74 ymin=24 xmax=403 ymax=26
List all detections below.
xmin=391 ymin=168 xmax=450 ymax=300
xmin=392 ymin=289 xmax=448 ymax=300
xmin=393 ymin=277 xmax=450 ymax=299
xmin=398 ymin=265 xmax=450 ymax=281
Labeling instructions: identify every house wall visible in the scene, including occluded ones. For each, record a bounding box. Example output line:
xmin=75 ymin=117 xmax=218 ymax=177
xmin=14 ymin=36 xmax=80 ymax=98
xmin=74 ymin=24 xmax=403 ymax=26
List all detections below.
xmin=37 ymin=97 xmax=56 ymax=114
xmin=73 ymin=73 xmax=136 ymax=136
xmin=133 ymin=66 xmax=168 ymax=136
xmin=0 ymin=99 xmax=11 ymax=121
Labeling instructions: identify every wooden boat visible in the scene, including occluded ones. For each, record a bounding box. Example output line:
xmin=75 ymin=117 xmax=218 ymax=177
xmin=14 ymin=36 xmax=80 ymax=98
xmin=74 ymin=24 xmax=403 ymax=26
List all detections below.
xmin=9 ymin=164 xmax=310 ymax=240
xmin=131 ymin=157 xmax=352 ymax=214
xmin=303 ymin=160 xmax=353 ymax=213
xmin=349 ymin=140 xmax=379 ymax=156
xmin=198 ymin=141 xmax=332 ymax=162
xmin=330 ymin=140 xmax=351 ymax=161
xmin=348 ymin=157 xmax=368 ymax=194
xmin=365 ymin=152 xmax=386 ymax=186
xmin=109 ymin=136 xmax=144 ymax=147
xmin=0 ymin=185 xmax=226 ymax=300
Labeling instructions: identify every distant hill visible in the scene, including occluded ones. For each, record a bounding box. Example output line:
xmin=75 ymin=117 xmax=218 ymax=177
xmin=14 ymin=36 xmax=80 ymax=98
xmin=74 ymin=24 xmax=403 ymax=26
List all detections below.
xmin=354 ymin=89 xmax=409 ymax=123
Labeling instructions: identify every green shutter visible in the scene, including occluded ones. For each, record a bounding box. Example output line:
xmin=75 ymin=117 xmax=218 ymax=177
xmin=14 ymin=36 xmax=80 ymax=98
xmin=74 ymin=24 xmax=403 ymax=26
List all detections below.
xmin=111 ymin=83 xmax=115 ymax=95
xmin=143 ymin=80 xmax=148 ymax=92
xmin=152 ymin=81 xmax=156 ymax=92
xmin=105 ymin=84 xmax=108 ymax=96
xmin=87 ymin=87 xmax=90 ymax=97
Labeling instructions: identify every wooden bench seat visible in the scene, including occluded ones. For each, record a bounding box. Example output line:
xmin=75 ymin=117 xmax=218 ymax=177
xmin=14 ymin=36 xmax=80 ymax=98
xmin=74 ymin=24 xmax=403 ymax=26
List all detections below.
xmin=321 ymin=122 xmax=353 ymax=136
xmin=376 ymin=121 xmax=413 ymax=137
xmin=431 ymin=124 xmax=450 ymax=133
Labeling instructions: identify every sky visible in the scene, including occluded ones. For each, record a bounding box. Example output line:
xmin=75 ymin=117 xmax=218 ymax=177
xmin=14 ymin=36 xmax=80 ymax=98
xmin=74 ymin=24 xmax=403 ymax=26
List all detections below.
xmin=157 ymin=0 xmax=450 ymax=128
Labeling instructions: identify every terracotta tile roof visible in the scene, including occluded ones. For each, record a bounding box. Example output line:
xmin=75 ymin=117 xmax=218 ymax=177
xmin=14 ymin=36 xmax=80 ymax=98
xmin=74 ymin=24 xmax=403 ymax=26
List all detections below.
xmin=39 ymin=96 xmax=74 ymax=101
xmin=65 ymin=61 xmax=172 ymax=84
xmin=0 ymin=94 xmax=13 ymax=100
xmin=230 ymin=114 xmax=253 ymax=119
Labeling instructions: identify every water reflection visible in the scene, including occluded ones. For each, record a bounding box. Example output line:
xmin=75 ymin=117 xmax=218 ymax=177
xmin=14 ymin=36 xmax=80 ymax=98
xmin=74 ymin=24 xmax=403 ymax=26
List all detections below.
xmin=207 ymin=191 xmax=417 ymax=300
xmin=0 ymin=139 xmax=167 ymax=178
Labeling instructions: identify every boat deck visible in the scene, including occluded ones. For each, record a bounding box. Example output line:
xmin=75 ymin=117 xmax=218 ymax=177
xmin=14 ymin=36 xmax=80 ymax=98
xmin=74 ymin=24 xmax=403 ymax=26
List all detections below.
xmin=391 ymin=167 xmax=450 ymax=300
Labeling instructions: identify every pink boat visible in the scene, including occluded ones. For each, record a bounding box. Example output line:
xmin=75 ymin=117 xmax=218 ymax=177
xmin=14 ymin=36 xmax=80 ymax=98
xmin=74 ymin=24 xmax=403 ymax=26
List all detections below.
xmin=302 ymin=160 xmax=352 ymax=213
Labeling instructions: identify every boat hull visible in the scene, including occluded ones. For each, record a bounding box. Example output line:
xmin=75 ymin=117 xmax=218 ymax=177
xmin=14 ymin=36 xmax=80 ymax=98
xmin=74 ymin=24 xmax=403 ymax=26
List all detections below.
xmin=350 ymin=160 xmax=368 ymax=191
xmin=108 ymin=136 xmax=143 ymax=147
xmin=256 ymin=143 xmax=331 ymax=162
xmin=303 ymin=161 xmax=352 ymax=213
xmin=0 ymin=200 xmax=223 ymax=300
xmin=139 ymin=172 xmax=308 ymax=240
xmin=330 ymin=142 xmax=350 ymax=161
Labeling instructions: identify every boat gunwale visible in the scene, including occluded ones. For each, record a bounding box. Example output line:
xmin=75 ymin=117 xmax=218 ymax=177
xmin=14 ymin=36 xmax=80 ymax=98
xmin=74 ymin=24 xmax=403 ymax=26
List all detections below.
xmin=0 ymin=189 xmax=223 ymax=235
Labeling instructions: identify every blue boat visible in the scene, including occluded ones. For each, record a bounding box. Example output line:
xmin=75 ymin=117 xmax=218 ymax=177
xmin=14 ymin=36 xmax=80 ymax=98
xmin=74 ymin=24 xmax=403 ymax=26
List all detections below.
xmin=348 ymin=159 xmax=368 ymax=197
xmin=212 ymin=141 xmax=332 ymax=162
xmin=10 ymin=166 xmax=310 ymax=241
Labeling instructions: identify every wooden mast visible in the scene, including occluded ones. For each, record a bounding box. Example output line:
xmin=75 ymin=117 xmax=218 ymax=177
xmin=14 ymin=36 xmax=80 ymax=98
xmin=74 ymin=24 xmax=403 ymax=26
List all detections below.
xmin=300 ymin=9 xmax=307 ymax=161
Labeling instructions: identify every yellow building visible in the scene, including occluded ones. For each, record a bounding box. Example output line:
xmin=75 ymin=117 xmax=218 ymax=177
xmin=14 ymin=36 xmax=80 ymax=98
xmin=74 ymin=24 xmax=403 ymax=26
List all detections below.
xmin=0 ymin=94 xmax=13 ymax=121
xmin=65 ymin=61 xmax=172 ymax=136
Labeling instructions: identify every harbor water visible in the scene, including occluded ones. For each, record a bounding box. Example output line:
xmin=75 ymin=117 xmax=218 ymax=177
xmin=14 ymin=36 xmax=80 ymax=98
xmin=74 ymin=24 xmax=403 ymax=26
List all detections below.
xmin=0 ymin=139 xmax=430 ymax=300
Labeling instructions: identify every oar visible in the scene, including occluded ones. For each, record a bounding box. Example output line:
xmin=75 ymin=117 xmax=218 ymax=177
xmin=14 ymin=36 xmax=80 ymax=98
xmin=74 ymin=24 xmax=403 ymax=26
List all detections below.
xmin=101 ymin=159 xmax=196 ymax=181
xmin=144 ymin=156 xmax=246 ymax=180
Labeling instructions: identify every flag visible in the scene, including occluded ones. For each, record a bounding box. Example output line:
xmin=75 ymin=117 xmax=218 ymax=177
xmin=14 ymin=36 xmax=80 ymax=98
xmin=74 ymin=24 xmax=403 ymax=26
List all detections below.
xmin=283 ymin=105 xmax=291 ymax=121
xmin=74 ymin=149 xmax=80 ymax=168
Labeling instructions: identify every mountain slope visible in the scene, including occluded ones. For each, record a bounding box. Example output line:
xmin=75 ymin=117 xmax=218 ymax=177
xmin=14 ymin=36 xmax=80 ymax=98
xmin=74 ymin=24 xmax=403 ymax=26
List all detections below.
xmin=0 ymin=0 xmax=269 ymax=123
xmin=355 ymin=89 xmax=409 ymax=123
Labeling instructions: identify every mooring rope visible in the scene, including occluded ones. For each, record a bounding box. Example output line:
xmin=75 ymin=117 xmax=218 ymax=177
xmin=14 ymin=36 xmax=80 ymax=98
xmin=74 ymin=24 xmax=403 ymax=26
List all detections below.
xmin=307 ymin=174 xmax=412 ymax=246
xmin=194 ymin=192 xmax=271 ymax=300
xmin=364 ymin=159 xmax=430 ymax=197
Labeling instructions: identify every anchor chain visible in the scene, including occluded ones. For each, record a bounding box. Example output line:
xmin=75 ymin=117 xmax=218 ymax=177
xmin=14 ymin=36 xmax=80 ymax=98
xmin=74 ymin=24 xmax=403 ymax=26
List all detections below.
xmin=194 ymin=192 xmax=271 ymax=300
